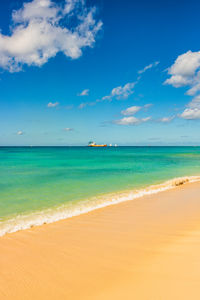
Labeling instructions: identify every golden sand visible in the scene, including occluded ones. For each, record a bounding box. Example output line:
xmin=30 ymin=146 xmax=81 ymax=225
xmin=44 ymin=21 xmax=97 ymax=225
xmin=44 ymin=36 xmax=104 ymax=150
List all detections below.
xmin=1 ymin=181 xmax=200 ymax=299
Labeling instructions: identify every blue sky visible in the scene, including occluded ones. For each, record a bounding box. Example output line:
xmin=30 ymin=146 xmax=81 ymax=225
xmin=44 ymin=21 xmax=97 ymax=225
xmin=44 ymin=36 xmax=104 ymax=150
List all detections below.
xmin=1 ymin=0 xmax=200 ymax=146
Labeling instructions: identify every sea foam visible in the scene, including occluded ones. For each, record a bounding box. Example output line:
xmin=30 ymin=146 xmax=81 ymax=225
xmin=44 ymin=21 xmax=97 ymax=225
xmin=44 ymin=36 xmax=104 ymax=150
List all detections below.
xmin=0 ymin=175 xmax=200 ymax=237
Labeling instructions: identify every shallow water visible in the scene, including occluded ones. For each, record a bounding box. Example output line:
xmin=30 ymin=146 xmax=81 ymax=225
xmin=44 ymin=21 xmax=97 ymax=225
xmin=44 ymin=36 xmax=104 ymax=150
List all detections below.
xmin=1 ymin=146 xmax=200 ymax=235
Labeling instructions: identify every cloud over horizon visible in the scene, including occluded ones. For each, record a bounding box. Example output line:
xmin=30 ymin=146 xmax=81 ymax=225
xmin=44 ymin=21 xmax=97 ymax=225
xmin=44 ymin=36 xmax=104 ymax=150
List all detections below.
xmin=121 ymin=105 xmax=141 ymax=116
xmin=115 ymin=116 xmax=151 ymax=126
xmin=64 ymin=127 xmax=73 ymax=131
xmin=0 ymin=0 xmax=102 ymax=72
xmin=114 ymin=104 xmax=152 ymax=125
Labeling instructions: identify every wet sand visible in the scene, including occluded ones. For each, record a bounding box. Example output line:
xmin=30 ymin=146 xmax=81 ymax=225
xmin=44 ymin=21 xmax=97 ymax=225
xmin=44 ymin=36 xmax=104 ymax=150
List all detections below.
xmin=1 ymin=181 xmax=200 ymax=299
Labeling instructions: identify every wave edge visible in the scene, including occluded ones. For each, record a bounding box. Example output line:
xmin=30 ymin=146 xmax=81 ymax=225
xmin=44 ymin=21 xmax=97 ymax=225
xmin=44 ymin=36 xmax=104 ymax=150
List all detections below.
xmin=0 ymin=175 xmax=200 ymax=237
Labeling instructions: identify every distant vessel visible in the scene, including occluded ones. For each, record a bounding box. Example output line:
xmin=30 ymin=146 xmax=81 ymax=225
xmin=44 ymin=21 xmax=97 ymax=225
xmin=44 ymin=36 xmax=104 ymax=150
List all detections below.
xmin=88 ymin=141 xmax=107 ymax=147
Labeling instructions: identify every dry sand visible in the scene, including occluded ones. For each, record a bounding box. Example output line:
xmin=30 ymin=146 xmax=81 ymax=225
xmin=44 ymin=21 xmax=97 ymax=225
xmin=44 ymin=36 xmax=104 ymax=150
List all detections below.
xmin=1 ymin=181 xmax=200 ymax=299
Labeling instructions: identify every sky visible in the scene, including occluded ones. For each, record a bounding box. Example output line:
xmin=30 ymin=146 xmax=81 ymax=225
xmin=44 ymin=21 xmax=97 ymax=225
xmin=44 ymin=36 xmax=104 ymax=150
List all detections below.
xmin=1 ymin=0 xmax=200 ymax=146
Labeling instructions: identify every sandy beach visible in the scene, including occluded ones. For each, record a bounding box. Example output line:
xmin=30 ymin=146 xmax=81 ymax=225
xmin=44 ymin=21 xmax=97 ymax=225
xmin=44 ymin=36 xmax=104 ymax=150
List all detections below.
xmin=1 ymin=181 xmax=200 ymax=299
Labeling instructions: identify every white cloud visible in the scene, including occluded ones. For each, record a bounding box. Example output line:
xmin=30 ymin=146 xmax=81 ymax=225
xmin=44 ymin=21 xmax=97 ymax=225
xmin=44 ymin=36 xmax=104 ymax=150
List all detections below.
xmin=165 ymin=74 xmax=191 ymax=88
xmin=138 ymin=61 xmax=159 ymax=74
xmin=78 ymin=89 xmax=89 ymax=96
xmin=164 ymin=50 xmax=200 ymax=89
xmin=64 ymin=127 xmax=73 ymax=131
xmin=81 ymin=63 xmax=158 ymax=109
xmin=78 ymin=81 xmax=137 ymax=109
xmin=115 ymin=116 xmax=139 ymax=125
xmin=187 ymin=94 xmax=200 ymax=109
xmin=167 ymin=51 xmax=200 ymax=77
xmin=158 ymin=116 xmax=174 ymax=123
xmin=102 ymin=82 xmax=136 ymax=101
xmin=115 ymin=116 xmax=151 ymax=126
xmin=111 ymin=103 xmax=152 ymax=126
xmin=179 ymin=108 xmax=200 ymax=120
xmin=187 ymin=83 xmax=200 ymax=96
xmin=111 ymin=82 xmax=135 ymax=99
xmin=142 ymin=117 xmax=151 ymax=122
xmin=179 ymin=94 xmax=200 ymax=119
xmin=121 ymin=106 xmax=141 ymax=116
xmin=165 ymin=50 xmax=200 ymax=120
xmin=120 ymin=103 xmax=152 ymax=116
xmin=17 ymin=130 xmax=24 ymax=135
xmin=47 ymin=101 xmax=59 ymax=107
xmin=0 ymin=0 xmax=102 ymax=72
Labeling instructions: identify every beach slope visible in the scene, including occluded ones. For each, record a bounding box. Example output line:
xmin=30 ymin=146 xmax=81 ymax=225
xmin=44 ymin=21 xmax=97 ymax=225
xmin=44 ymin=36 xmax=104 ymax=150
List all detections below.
xmin=1 ymin=181 xmax=200 ymax=299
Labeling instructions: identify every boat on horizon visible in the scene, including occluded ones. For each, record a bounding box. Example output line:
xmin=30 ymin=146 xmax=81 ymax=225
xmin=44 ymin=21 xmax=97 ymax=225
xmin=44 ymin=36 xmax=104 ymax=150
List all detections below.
xmin=88 ymin=141 xmax=107 ymax=147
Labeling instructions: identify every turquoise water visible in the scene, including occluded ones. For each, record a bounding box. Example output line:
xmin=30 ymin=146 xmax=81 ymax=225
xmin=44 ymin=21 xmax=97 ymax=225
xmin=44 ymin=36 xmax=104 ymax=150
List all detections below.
xmin=1 ymin=146 xmax=200 ymax=234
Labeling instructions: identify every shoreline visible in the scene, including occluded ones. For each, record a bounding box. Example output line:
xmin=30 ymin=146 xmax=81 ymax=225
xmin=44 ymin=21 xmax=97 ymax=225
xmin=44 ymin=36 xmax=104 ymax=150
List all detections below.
xmin=1 ymin=180 xmax=200 ymax=299
xmin=1 ymin=175 xmax=200 ymax=237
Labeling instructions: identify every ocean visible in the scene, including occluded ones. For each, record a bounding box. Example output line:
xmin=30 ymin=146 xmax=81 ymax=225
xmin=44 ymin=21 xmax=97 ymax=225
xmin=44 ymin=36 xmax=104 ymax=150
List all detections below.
xmin=1 ymin=146 xmax=200 ymax=236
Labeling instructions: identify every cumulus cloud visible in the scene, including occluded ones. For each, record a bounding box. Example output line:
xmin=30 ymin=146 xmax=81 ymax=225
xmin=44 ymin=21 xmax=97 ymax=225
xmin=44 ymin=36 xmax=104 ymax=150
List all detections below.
xmin=165 ymin=50 xmax=200 ymax=120
xmin=179 ymin=95 xmax=200 ymax=119
xmin=17 ymin=130 xmax=24 ymax=135
xmin=187 ymin=94 xmax=200 ymax=109
xmin=179 ymin=108 xmax=200 ymax=120
xmin=47 ymin=101 xmax=59 ymax=107
xmin=64 ymin=127 xmax=73 ymax=131
xmin=182 ymin=86 xmax=200 ymax=119
xmin=0 ymin=0 xmax=102 ymax=72
xmin=121 ymin=106 xmax=141 ymax=116
xmin=78 ymin=89 xmax=89 ymax=96
xmin=164 ymin=50 xmax=200 ymax=90
xmin=186 ymin=82 xmax=200 ymax=96
xmin=115 ymin=116 xmax=151 ymax=126
xmin=138 ymin=61 xmax=159 ymax=74
xmin=102 ymin=82 xmax=136 ymax=101
xmin=113 ymin=103 xmax=152 ymax=125
xmin=165 ymin=75 xmax=191 ymax=88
